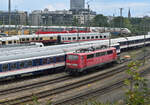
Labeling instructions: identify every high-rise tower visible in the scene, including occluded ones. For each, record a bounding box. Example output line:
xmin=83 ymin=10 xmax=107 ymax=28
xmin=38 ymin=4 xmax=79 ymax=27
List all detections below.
xmin=70 ymin=0 xmax=85 ymax=10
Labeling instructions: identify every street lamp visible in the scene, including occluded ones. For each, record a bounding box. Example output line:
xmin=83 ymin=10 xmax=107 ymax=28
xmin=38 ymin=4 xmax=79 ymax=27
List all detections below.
xmin=8 ymin=0 xmax=11 ymax=35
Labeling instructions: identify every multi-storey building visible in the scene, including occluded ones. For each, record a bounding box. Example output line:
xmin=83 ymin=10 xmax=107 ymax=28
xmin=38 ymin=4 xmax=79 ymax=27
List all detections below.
xmin=29 ymin=9 xmax=73 ymax=26
xmin=70 ymin=0 xmax=85 ymax=10
xmin=0 ymin=11 xmax=28 ymax=25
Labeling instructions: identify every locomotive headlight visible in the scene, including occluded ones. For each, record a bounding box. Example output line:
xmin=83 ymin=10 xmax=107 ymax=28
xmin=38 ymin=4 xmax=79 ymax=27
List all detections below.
xmin=72 ymin=64 xmax=78 ymax=66
xmin=66 ymin=63 xmax=71 ymax=65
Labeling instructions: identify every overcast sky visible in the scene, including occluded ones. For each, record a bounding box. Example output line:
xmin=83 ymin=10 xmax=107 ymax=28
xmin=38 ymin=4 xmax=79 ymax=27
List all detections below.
xmin=0 ymin=0 xmax=150 ymax=17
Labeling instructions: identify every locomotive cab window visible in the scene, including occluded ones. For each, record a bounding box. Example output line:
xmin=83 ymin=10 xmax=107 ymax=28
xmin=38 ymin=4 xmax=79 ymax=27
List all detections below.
xmin=67 ymin=55 xmax=78 ymax=60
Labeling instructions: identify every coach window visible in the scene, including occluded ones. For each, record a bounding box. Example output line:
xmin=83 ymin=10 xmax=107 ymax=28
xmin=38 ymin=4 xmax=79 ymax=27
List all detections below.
xmin=2 ymin=41 xmax=6 ymax=45
xmin=14 ymin=40 xmax=16 ymax=43
xmin=96 ymin=36 xmax=98 ymax=39
xmin=60 ymin=56 xmax=65 ymax=61
xmin=91 ymin=36 xmax=94 ymax=39
xmin=8 ymin=41 xmax=12 ymax=44
xmin=40 ymin=37 xmax=43 ymax=40
xmin=100 ymin=36 xmax=102 ymax=38
xmin=56 ymin=57 xmax=60 ymax=62
xmin=104 ymin=36 xmax=106 ymax=38
xmin=49 ymin=58 xmax=53 ymax=63
xmin=68 ymin=37 xmax=71 ymax=40
xmin=36 ymin=38 xmax=39 ymax=40
xmin=62 ymin=37 xmax=64 ymax=40
xmin=26 ymin=38 xmax=29 ymax=41
xmin=87 ymin=54 xmax=94 ymax=59
xmin=35 ymin=59 xmax=41 ymax=65
xmin=27 ymin=60 xmax=32 ymax=67
xmin=22 ymin=38 xmax=25 ymax=41
xmin=19 ymin=62 xmax=25 ymax=69
xmin=78 ymin=37 xmax=81 ymax=40
xmin=10 ymin=63 xmax=17 ymax=70
xmin=32 ymin=38 xmax=35 ymax=41
xmin=107 ymin=50 xmax=113 ymax=55
xmin=87 ymin=36 xmax=90 ymax=39
xmin=73 ymin=37 xmax=76 ymax=40
xmin=42 ymin=58 xmax=48 ymax=64
xmin=82 ymin=37 xmax=85 ymax=39
xmin=50 ymin=37 xmax=53 ymax=40
xmin=2 ymin=64 xmax=9 ymax=72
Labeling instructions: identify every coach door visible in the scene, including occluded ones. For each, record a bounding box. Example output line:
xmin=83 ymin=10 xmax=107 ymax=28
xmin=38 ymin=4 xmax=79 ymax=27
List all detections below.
xmin=81 ymin=55 xmax=87 ymax=68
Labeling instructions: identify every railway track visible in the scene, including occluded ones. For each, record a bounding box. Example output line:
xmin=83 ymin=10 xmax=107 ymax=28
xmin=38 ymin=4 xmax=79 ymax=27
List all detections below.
xmin=0 ymin=63 xmax=129 ymax=105
xmin=53 ymin=62 xmax=150 ymax=105
xmin=0 ymin=74 xmax=70 ymax=96
xmin=0 ymin=48 xmax=150 ymax=105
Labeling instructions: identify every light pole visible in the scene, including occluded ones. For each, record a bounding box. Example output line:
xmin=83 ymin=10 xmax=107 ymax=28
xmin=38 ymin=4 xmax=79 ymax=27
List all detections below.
xmin=120 ymin=8 xmax=123 ymax=35
xmin=8 ymin=0 xmax=11 ymax=35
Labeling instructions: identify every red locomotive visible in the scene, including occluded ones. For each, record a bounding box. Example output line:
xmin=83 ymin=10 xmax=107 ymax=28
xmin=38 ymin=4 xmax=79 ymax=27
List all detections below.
xmin=66 ymin=46 xmax=117 ymax=74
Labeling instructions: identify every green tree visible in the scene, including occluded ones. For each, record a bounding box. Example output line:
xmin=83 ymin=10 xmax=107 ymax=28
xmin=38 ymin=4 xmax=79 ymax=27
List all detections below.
xmin=92 ymin=14 xmax=109 ymax=27
xmin=112 ymin=16 xmax=132 ymax=29
xmin=124 ymin=61 xmax=150 ymax=105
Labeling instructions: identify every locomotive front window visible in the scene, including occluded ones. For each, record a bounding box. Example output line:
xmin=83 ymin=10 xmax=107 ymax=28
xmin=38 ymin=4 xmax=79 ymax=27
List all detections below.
xmin=67 ymin=55 xmax=78 ymax=60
